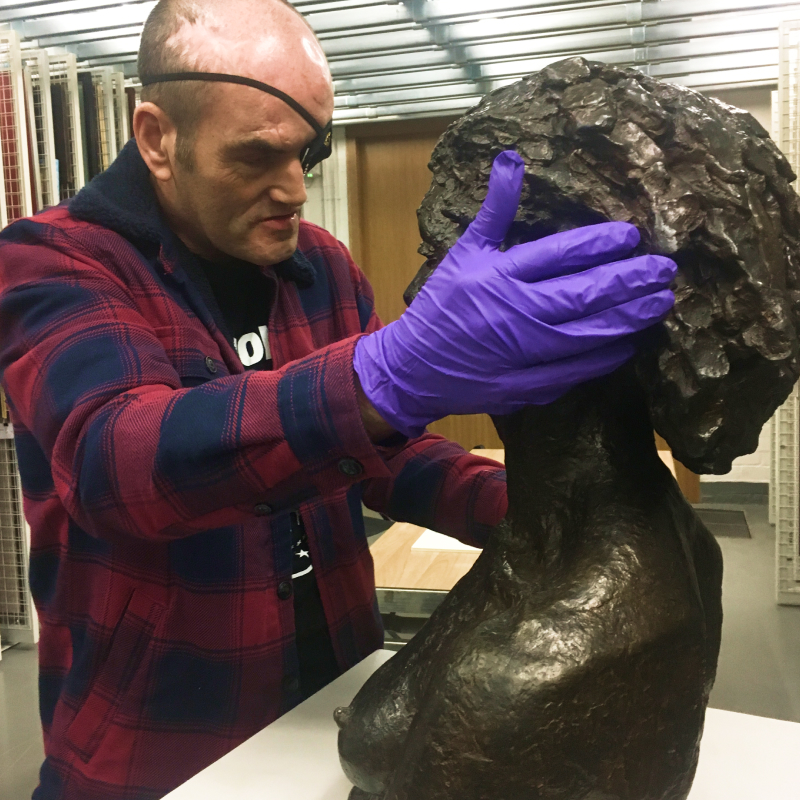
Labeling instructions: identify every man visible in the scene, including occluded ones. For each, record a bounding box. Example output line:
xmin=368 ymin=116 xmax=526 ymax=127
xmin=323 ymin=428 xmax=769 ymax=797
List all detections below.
xmin=0 ymin=1 xmax=676 ymax=798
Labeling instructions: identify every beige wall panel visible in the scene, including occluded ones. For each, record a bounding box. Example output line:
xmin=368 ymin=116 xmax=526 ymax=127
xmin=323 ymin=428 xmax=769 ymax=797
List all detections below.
xmin=705 ymin=85 xmax=774 ymax=134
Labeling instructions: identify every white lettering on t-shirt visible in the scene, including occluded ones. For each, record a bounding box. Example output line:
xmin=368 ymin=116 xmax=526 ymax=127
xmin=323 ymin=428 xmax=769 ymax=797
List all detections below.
xmin=237 ymin=332 xmax=265 ymax=367
xmin=233 ymin=327 xmax=272 ymax=368
xmin=259 ymin=325 xmax=271 ymax=361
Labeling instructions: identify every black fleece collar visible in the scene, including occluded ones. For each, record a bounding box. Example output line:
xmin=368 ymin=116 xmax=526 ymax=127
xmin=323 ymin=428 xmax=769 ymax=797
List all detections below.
xmin=69 ymin=140 xmax=316 ymax=288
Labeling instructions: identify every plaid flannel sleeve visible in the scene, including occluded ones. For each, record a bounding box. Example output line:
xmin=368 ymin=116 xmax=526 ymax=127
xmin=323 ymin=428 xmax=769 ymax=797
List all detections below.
xmin=0 ymin=220 xmax=393 ymax=543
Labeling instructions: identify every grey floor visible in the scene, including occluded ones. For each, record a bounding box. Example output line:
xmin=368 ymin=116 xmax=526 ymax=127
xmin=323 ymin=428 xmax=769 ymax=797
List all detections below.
xmin=708 ymin=503 xmax=800 ymax=721
xmin=0 ymin=640 xmax=42 ymax=800
xmin=2 ymin=504 xmax=799 ymax=800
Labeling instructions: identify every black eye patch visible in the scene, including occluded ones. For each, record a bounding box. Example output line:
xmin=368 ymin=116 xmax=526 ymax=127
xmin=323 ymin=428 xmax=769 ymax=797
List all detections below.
xmin=300 ymin=120 xmax=333 ymax=173
xmin=140 ymin=71 xmax=333 ymax=173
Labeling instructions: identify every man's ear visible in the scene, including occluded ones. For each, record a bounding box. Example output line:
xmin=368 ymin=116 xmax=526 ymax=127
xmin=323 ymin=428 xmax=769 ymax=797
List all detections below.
xmin=133 ymin=102 xmax=177 ymax=182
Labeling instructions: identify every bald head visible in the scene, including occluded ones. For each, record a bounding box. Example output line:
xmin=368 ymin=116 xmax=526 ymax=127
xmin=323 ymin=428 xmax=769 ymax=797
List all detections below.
xmin=138 ymin=0 xmax=331 ymax=164
xmin=133 ymin=0 xmax=334 ymax=267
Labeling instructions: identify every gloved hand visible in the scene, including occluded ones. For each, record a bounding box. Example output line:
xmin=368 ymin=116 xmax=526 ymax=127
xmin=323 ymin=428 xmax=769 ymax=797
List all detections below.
xmin=354 ymin=150 xmax=676 ymax=438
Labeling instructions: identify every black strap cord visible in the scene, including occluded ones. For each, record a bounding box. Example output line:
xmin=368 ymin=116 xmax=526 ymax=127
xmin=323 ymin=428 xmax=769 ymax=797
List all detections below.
xmin=140 ymin=72 xmax=334 ymax=172
xmin=141 ymin=72 xmax=325 ymax=134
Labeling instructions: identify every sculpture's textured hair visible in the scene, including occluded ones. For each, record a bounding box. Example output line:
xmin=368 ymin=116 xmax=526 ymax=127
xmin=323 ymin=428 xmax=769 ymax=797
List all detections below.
xmin=137 ymin=0 xmax=306 ymax=165
xmin=410 ymin=57 xmax=800 ymax=473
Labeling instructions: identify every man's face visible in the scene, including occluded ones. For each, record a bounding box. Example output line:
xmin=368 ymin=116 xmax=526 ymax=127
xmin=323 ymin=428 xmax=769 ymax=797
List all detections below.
xmin=167 ymin=76 xmax=333 ymax=266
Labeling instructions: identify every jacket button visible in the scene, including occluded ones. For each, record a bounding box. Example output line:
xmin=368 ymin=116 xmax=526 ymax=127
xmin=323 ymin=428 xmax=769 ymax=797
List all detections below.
xmin=282 ymin=675 xmax=300 ymax=694
xmin=338 ymin=458 xmax=364 ymax=478
xmin=277 ymin=581 xmax=293 ymax=600
xmin=205 ymin=356 xmax=217 ymax=374
xmin=254 ymin=503 xmax=273 ymax=517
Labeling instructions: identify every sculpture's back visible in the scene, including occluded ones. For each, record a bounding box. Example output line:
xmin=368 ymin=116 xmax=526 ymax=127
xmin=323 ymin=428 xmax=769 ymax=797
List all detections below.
xmin=336 ymin=58 xmax=800 ymax=800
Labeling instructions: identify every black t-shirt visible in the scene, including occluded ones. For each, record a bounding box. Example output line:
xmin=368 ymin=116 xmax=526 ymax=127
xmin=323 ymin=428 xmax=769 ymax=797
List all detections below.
xmin=198 ymin=257 xmax=340 ymax=698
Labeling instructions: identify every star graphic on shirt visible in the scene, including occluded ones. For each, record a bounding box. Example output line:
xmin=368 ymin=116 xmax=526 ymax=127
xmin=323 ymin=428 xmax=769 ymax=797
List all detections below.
xmin=297 ymin=549 xmax=310 ymax=559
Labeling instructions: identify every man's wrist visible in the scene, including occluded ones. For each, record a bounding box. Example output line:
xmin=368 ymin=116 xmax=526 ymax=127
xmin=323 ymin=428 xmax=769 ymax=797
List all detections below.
xmin=355 ymin=373 xmax=398 ymax=443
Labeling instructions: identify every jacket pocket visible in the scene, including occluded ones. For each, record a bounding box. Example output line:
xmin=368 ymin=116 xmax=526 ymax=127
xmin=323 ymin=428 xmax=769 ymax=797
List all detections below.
xmin=152 ymin=325 xmax=227 ymax=387
xmin=66 ymin=589 xmax=165 ymax=763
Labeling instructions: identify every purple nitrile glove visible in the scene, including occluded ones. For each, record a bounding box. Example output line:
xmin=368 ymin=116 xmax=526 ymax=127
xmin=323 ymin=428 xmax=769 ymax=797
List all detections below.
xmin=354 ymin=150 xmax=677 ymax=438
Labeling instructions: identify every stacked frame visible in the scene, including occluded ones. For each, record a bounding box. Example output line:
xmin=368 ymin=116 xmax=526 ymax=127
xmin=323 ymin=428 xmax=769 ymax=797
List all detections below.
xmin=48 ymin=52 xmax=85 ymax=200
xmin=22 ymin=49 xmax=58 ymax=211
xmin=78 ymin=66 xmax=117 ymax=180
xmin=0 ymin=422 xmax=37 ymax=646
xmin=125 ymin=82 xmax=141 ymax=144
xmin=111 ymin=70 xmax=129 ymax=153
xmin=0 ymin=29 xmax=33 ymax=228
xmin=775 ymin=21 xmax=800 ymax=606
xmin=771 ymin=90 xmax=779 ymax=530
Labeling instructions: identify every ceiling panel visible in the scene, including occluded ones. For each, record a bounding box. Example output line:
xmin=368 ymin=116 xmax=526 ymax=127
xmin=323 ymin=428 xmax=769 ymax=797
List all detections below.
xmin=1 ymin=0 xmax=795 ymax=121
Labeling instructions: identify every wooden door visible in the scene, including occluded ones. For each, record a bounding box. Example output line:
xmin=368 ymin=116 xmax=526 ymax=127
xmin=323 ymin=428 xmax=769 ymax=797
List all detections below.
xmin=346 ymin=118 xmax=503 ymax=451
xmin=656 ymin=434 xmax=701 ymax=503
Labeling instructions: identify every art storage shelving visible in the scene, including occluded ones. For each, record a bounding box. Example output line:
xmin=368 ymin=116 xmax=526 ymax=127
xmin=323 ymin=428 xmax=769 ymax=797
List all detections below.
xmin=111 ymin=70 xmax=129 ymax=153
xmin=0 ymin=28 xmax=33 ymax=227
xmin=22 ymin=48 xmax=58 ymax=211
xmin=0 ymin=401 xmax=37 ymax=653
xmin=78 ymin=66 xmax=117 ymax=181
xmin=774 ymin=20 xmax=800 ymax=606
xmin=0 ymin=35 xmax=95 ymax=217
xmin=48 ymin=52 xmax=85 ymax=200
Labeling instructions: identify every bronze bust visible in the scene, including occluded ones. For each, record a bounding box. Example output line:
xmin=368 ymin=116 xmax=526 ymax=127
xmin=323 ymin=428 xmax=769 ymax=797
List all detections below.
xmin=336 ymin=58 xmax=800 ymax=800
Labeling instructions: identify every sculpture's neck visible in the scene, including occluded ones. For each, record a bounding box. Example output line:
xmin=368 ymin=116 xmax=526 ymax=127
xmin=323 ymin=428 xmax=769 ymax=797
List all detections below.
xmin=495 ymin=367 xmax=671 ymax=564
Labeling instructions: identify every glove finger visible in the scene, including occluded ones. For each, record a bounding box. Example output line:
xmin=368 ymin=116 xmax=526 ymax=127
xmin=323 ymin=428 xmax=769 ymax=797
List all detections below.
xmin=504 ymin=221 xmax=642 ymax=282
xmin=546 ymin=290 xmax=675 ymax=358
xmin=518 ymin=255 xmax=677 ymax=326
xmin=462 ymin=151 xmax=525 ymax=247
xmin=492 ymin=339 xmax=638 ymax=410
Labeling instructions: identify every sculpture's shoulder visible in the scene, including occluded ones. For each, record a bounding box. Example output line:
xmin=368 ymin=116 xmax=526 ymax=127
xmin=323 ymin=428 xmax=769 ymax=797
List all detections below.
xmin=467 ymin=503 xmax=720 ymax=689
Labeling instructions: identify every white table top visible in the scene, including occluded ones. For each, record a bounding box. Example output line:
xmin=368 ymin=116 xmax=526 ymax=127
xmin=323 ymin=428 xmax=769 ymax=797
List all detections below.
xmin=165 ymin=650 xmax=800 ymax=799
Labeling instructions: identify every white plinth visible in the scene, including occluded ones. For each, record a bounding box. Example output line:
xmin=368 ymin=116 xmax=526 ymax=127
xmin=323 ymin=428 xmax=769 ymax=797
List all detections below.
xmin=411 ymin=529 xmax=481 ymax=553
xmin=165 ymin=649 xmax=800 ymax=799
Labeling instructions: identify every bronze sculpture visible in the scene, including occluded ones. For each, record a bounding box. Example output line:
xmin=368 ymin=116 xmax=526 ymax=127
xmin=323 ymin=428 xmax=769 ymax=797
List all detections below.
xmin=335 ymin=58 xmax=800 ymax=800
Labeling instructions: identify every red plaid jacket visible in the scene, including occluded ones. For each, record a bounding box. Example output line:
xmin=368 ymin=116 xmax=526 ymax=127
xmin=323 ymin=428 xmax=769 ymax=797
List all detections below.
xmin=0 ymin=141 xmax=507 ymax=800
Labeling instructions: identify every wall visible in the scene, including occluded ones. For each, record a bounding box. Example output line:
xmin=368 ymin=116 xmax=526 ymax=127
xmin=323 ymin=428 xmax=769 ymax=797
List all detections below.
xmin=301 ymin=127 xmax=350 ymax=246
xmin=703 ymin=424 xmax=773 ymax=485
xmin=705 ymin=86 xmax=773 ymax=136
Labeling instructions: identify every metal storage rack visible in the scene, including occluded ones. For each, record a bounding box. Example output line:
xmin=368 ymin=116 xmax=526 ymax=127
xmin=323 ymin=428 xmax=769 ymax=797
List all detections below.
xmin=22 ymin=48 xmax=57 ymax=210
xmin=0 ymin=416 xmax=37 ymax=650
xmin=78 ymin=65 xmax=117 ymax=180
xmin=775 ymin=21 xmax=800 ymax=606
xmin=48 ymin=52 xmax=85 ymax=200
xmin=126 ymin=82 xmax=142 ymax=109
xmin=111 ymin=70 xmax=129 ymax=153
xmin=124 ymin=81 xmax=141 ymax=140
xmin=771 ymin=89 xmax=780 ymax=530
xmin=0 ymin=28 xmax=33 ymax=227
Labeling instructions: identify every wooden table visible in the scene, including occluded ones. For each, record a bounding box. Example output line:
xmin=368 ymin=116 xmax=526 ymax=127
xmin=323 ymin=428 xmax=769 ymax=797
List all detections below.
xmin=371 ymin=450 xmax=502 ymax=616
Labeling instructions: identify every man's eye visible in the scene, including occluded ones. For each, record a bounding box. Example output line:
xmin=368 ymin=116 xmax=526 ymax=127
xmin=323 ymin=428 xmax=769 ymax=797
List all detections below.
xmin=234 ymin=149 xmax=279 ymax=168
xmin=239 ymin=154 xmax=269 ymax=167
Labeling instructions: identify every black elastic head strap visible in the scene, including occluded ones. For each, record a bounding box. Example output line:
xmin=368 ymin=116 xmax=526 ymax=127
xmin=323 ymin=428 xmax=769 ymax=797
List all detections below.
xmin=140 ymin=71 xmax=333 ymax=173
